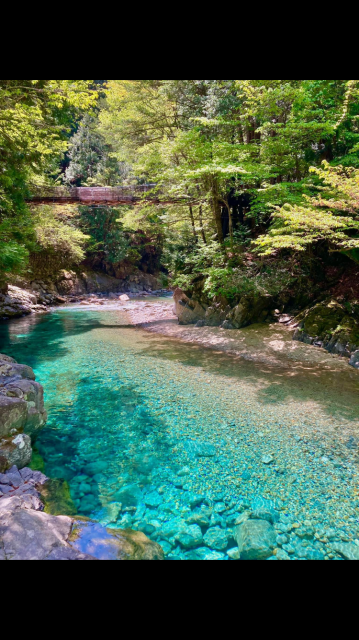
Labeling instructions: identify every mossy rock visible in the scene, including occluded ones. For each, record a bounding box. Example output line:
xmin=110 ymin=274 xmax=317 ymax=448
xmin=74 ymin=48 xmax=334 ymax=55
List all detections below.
xmin=38 ymin=479 xmax=77 ymax=517
xmin=297 ymin=300 xmax=359 ymax=346
xmin=30 ymin=448 xmax=46 ymax=474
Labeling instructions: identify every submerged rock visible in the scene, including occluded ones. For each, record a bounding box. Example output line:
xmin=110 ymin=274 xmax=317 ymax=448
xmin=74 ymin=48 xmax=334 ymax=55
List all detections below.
xmin=235 ymin=519 xmax=276 ymax=560
xmin=70 ymin=521 xmax=164 ymax=560
xmin=185 ymin=548 xmax=226 ymax=561
xmin=331 ymin=542 xmax=359 ymax=561
xmin=184 ymin=441 xmax=216 ymax=458
xmin=174 ymin=524 xmax=203 ymax=549
xmin=203 ymin=527 xmax=229 ymax=551
xmin=114 ymin=484 xmax=142 ymax=507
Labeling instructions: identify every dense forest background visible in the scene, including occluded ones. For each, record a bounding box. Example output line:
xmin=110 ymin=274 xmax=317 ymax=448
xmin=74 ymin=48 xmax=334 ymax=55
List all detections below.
xmin=1 ymin=79 xmax=359 ymax=303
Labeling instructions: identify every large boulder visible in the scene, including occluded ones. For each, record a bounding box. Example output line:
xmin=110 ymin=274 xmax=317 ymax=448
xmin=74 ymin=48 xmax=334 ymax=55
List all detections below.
xmin=173 ymin=289 xmax=206 ymax=325
xmin=349 ymin=351 xmax=359 ymax=370
xmin=0 ymin=496 xmax=73 ymax=561
xmin=0 ymin=355 xmax=47 ymax=471
xmin=229 ymin=294 xmax=274 ymax=329
xmin=0 ymin=434 xmax=32 ymax=473
xmin=235 ymin=519 xmax=276 ymax=560
xmin=0 ymin=396 xmax=28 ymax=438
xmin=293 ymin=300 xmax=359 ymax=359
xmin=0 ymin=494 xmax=164 ymax=561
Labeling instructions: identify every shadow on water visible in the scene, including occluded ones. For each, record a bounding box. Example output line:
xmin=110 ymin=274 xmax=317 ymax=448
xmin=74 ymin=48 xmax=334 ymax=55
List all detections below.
xmin=36 ymin=373 xmax=178 ymax=516
xmin=0 ymin=310 xmax=135 ymax=370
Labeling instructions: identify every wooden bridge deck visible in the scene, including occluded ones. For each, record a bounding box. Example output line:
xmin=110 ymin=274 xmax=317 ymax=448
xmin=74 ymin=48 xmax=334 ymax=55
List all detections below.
xmin=28 ymin=185 xmax=161 ymax=205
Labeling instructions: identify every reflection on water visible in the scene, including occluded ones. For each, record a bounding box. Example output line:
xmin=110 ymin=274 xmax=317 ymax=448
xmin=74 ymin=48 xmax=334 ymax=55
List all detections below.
xmin=1 ymin=308 xmax=359 ymax=561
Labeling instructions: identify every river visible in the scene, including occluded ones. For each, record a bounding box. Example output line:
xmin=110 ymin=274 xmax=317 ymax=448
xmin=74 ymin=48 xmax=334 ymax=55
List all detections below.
xmin=1 ymin=302 xmax=359 ymax=560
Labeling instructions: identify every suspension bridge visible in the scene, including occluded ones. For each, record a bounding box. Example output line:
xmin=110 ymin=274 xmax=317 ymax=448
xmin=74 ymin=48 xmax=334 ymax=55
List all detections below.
xmin=27 ymin=185 xmax=185 ymax=206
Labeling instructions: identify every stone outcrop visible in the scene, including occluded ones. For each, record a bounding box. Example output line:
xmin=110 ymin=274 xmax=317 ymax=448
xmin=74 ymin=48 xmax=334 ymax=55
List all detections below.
xmin=0 ymin=271 xmax=165 ymax=320
xmin=0 ymin=354 xmax=47 ymax=472
xmin=0 ymin=466 xmax=164 ymax=561
xmin=173 ymin=287 xmax=275 ymax=329
xmin=173 ymin=289 xmax=206 ymax=325
xmin=293 ymin=300 xmax=359 ymax=368
xmin=0 ymin=286 xmax=49 ymax=320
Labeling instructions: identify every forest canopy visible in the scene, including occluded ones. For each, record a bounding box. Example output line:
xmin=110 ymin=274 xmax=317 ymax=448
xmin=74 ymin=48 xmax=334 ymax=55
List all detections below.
xmin=1 ymin=79 xmax=359 ymax=295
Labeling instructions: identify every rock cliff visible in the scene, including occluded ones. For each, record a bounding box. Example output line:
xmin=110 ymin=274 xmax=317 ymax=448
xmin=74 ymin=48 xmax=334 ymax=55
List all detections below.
xmin=0 ymin=354 xmax=47 ymax=472
xmin=173 ymin=287 xmax=276 ymax=329
xmin=0 ymin=270 xmax=164 ymax=320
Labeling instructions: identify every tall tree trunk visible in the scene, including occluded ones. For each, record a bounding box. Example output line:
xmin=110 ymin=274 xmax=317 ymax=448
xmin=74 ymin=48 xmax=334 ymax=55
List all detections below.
xmin=228 ymin=206 xmax=234 ymax=247
xmin=211 ymin=180 xmax=224 ymax=243
xmin=189 ymin=206 xmax=197 ymax=240
xmin=213 ymin=198 xmax=224 ymax=243
xmin=199 ymin=206 xmax=207 ymax=244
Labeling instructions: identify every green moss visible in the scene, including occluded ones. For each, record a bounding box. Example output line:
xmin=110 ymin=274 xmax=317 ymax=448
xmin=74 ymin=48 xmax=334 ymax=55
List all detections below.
xmin=38 ymin=479 xmax=77 ymax=517
xmin=30 ymin=448 xmax=46 ymax=473
xmin=299 ymin=299 xmax=359 ymax=345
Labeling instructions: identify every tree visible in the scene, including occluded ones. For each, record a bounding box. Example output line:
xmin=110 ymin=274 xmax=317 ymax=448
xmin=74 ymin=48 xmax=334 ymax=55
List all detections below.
xmin=254 ymin=163 xmax=359 ymax=257
xmin=0 ymin=80 xmax=96 ymax=285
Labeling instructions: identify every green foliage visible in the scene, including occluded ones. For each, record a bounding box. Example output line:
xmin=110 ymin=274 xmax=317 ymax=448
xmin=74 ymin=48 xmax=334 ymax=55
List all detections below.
xmin=79 ymin=206 xmax=131 ymax=264
xmin=0 ymin=80 xmax=96 ymax=282
xmin=29 ymin=206 xmax=89 ymax=277
xmin=64 ymin=115 xmax=130 ymax=187
xmin=254 ymin=164 xmax=359 ymax=256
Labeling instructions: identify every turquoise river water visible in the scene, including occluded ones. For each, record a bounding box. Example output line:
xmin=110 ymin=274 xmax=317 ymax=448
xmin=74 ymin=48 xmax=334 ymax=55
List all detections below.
xmin=1 ymin=303 xmax=359 ymax=560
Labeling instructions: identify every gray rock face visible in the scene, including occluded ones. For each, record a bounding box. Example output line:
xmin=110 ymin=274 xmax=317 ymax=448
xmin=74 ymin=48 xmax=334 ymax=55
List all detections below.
xmin=236 ymin=519 xmax=276 ymax=560
xmin=0 ymin=489 xmax=164 ymax=561
xmin=173 ymin=287 xmax=274 ymax=329
xmin=0 ymin=396 xmax=28 ymax=438
xmin=0 ymin=496 xmax=73 ymax=560
xmin=349 ymin=351 xmax=359 ymax=370
xmin=174 ymin=289 xmax=206 ymax=325
xmin=0 ymin=355 xmax=47 ymax=471
xmin=0 ymin=435 xmax=32 ymax=471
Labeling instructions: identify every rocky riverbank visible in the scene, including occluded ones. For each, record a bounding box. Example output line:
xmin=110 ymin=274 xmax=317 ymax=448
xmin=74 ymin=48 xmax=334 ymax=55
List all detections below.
xmin=0 ymin=466 xmax=164 ymax=560
xmin=0 ymin=354 xmax=47 ymax=472
xmin=0 ymin=269 xmax=164 ymax=321
xmin=122 ymin=297 xmax=359 ymax=374
xmin=169 ymin=288 xmax=359 ymax=370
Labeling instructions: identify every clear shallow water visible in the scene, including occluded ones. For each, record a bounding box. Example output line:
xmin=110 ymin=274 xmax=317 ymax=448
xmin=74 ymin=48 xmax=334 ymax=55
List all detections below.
xmin=1 ymin=307 xmax=359 ymax=560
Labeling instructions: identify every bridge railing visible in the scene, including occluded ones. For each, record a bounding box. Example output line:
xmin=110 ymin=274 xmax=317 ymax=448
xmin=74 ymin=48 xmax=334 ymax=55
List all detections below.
xmin=28 ymin=184 xmax=159 ymax=204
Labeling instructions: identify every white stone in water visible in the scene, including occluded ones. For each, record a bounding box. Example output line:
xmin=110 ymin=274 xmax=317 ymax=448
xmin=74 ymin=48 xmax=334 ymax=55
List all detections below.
xmin=262 ymin=455 xmax=274 ymax=465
